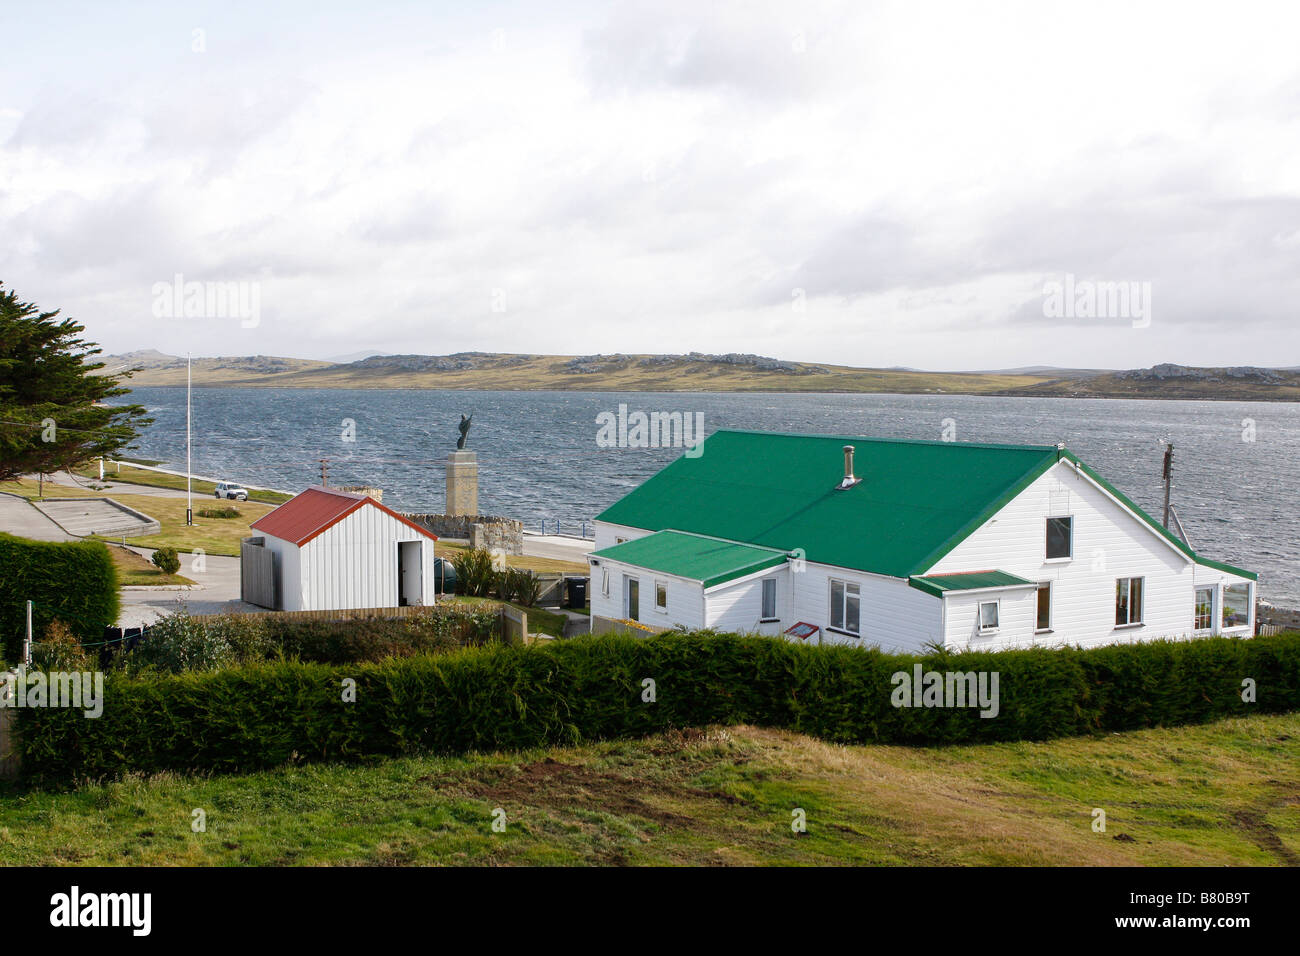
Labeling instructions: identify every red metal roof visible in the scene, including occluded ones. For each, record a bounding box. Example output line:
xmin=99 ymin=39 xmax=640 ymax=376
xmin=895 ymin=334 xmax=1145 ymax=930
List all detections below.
xmin=250 ymin=486 xmax=439 ymax=548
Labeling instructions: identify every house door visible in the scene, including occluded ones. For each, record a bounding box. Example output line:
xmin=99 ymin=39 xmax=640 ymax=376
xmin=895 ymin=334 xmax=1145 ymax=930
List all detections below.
xmin=398 ymin=541 xmax=423 ymax=606
xmin=626 ymin=577 xmax=640 ymax=621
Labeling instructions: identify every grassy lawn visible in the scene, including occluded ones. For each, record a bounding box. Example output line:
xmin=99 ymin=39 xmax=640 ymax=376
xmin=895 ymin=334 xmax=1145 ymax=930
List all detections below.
xmin=0 ymin=479 xmax=275 ymax=557
xmin=437 ymin=538 xmax=588 ymax=574
xmin=107 ymin=544 xmax=195 ymax=587
xmin=445 ymin=595 xmax=569 ymax=636
xmin=0 ymin=714 xmax=1295 ymax=866
xmin=72 ymin=462 xmax=292 ymax=504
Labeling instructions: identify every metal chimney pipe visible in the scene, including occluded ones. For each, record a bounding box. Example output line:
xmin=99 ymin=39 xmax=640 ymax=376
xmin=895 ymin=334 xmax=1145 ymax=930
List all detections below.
xmin=843 ymin=445 xmax=855 ymax=482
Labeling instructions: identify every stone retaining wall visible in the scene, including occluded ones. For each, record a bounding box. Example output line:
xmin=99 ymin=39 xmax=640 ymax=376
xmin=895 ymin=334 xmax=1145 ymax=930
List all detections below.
xmin=403 ymin=513 xmax=523 ymax=555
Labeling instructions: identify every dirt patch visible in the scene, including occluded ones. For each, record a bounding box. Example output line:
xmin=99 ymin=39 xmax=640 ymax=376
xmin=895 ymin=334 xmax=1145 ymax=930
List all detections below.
xmin=1232 ymin=808 xmax=1300 ymax=866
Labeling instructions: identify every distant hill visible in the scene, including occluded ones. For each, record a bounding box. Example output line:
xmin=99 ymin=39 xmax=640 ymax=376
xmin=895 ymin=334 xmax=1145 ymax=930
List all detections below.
xmin=94 ymin=352 xmax=1300 ymax=400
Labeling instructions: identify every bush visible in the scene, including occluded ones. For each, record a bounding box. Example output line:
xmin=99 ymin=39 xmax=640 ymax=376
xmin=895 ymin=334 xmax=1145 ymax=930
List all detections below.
xmin=0 ymin=533 xmax=118 ymax=661
xmin=31 ymin=618 xmax=91 ymax=671
xmin=151 ymin=547 xmax=181 ymax=575
xmin=127 ymin=608 xmax=233 ymax=674
xmin=17 ymin=631 xmax=1300 ymax=781
xmin=452 ymin=548 xmax=498 ymax=597
xmin=197 ymin=507 xmax=240 ymax=519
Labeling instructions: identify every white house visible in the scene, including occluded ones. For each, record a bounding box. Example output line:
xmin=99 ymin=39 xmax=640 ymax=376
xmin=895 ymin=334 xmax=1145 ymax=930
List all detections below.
xmin=586 ymin=430 xmax=1257 ymax=652
xmin=242 ymin=486 xmax=438 ymax=612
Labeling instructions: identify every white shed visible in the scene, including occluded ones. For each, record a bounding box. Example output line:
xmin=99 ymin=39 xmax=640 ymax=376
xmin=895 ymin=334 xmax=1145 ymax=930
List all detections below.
xmin=243 ymin=486 xmax=438 ymax=612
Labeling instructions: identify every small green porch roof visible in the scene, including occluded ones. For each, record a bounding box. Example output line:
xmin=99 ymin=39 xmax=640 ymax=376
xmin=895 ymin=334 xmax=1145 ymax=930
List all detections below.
xmin=589 ymin=530 xmax=790 ymax=589
xmin=908 ymin=569 xmax=1037 ymax=599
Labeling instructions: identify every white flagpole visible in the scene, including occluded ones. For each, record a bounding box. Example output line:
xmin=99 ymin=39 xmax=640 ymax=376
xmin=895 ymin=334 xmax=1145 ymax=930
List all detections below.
xmin=186 ymin=353 xmax=193 ymax=526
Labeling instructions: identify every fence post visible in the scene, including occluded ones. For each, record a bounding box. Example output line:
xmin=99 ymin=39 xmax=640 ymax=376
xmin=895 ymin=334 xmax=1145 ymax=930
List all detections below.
xmin=24 ymin=600 xmax=32 ymax=666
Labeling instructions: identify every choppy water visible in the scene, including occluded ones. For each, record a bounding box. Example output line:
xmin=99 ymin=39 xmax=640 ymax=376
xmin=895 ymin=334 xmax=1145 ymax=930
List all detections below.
xmin=114 ymin=387 xmax=1300 ymax=605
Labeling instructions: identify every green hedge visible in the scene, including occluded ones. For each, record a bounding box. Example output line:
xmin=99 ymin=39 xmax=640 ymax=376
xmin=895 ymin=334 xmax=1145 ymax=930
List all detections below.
xmin=0 ymin=532 xmax=119 ymax=662
xmin=17 ymin=631 xmax=1300 ymax=780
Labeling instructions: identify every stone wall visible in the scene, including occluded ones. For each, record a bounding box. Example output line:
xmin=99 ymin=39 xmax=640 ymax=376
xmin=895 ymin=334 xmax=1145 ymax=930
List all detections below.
xmin=404 ymin=513 xmax=523 ymax=555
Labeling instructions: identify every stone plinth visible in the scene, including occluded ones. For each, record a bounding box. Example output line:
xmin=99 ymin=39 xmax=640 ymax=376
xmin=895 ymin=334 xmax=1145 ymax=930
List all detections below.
xmin=446 ymin=450 xmax=478 ymax=517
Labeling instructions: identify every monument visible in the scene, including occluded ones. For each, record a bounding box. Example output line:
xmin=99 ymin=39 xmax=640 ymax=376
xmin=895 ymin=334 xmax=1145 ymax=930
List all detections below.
xmin=446 ymin=414 xmax=477 ymax=516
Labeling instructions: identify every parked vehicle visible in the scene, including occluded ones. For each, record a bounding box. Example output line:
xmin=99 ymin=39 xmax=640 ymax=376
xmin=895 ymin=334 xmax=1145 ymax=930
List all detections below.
xmin=214 ymin=481 xmax=249 ymax=501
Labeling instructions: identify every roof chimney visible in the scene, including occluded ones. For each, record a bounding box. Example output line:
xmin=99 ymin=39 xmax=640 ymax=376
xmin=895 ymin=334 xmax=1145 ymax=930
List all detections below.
xmin=838 ymin=444 xmax=861 ymax=490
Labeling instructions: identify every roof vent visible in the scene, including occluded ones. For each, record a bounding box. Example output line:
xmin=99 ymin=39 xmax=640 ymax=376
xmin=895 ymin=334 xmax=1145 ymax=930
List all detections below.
xmin=838 ymin=444 xmax=861 ymax=490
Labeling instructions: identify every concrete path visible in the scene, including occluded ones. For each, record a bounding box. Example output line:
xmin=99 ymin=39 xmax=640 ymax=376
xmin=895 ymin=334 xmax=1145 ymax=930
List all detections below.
xmin=117 ymin=546 xmax=258 ymax=628
xmin=522 ymin=533 xmax=594 ymax=563
xmin=0 ymin=493 xmax=76 ymax=542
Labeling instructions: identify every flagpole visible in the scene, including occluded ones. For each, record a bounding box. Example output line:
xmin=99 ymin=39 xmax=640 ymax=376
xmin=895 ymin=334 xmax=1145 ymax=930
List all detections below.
xmin=186 ymin=353 xmax=193 ymax=526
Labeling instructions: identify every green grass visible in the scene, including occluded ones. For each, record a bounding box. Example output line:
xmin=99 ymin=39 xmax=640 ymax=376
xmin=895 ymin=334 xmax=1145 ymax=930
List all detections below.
xmin=106 ymin=544 xmax=195 ymax=586
xmin=72 ymin=462 xmax=291 ymax=504
xmin=1 ymin=714 xmax=1295 ymax=865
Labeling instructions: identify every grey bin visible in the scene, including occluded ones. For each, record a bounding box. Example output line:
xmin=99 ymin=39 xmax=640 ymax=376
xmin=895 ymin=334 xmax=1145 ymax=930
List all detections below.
xmin=564 ymin=577 xmax=588 ymax=609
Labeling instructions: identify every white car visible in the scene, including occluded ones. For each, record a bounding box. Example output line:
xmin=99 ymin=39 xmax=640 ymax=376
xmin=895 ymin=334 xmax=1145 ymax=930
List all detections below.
xmin=214 ymin=481 xmax=249 ymax=501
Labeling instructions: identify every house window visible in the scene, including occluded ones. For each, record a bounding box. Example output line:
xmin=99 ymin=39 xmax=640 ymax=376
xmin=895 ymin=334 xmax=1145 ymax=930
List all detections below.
xmin=1045 ymin=516 xmax=1073 ymax=560
xmin=761 ymin=578 xmax=777 ymax=621
xmin=829 ymin=579 xmax=861 ymax=635
xmin=626 ymin=577 xmax=640 ymax=621
xmin=1036 ymin=582 xmax=1052 ymax=632
xmin=979 ymin=600 xmax=1000 ymax=633
xmin=1194 ymin=587 xmax=1214 ymax=630
xmin=1223 ymin=583 xmax=1252 ymax=628
xmin=1115 ymin=577 xmax=1144 ymax=627
xmin=654 ymin=581 xmax=667 ymax=612
xmin=601 ymin=568 xmax=609 ymax=597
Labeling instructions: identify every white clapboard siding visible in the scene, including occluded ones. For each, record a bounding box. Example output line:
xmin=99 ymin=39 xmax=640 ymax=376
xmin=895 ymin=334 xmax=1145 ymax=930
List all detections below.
xmin=588 ymin=559 xmax=706 ymax=631
xmin=927 ymin=461 xmax=1200 ymax=648
xmin=705 ymin=569 xmax=786 ymax=636
xmin=790 ymin=560 xmax=943 ymax=652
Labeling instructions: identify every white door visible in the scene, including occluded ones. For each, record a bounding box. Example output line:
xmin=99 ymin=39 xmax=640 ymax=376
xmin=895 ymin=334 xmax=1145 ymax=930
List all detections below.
xmin=398 ymin=541 xmax=423 ymax=606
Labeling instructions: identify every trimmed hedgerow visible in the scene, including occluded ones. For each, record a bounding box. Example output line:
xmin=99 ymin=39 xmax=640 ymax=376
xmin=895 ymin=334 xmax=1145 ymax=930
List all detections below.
xmin=0 ymin=532 xmax=118 ymax=661
xmin=16 ymin=631 xmax=1300 ymax=780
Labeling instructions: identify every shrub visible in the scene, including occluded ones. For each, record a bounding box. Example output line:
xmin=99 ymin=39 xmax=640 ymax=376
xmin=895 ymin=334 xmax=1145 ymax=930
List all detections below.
xmin=452 ymin=548 xmax=498 ymax=597
xmin=128 ymin=608 xmax=233 ymax=674
xmin=31 ymin=618 xmax=91 ymax=671
xmin=17 ymin=631 xmax=1300 ymax=781
xmin=151 ymin=547 xmax=181 ymax=575
xmin=0 ymin=533 xmax=118 ymax=660
xmin=197 ymin=507 xmax=240 ymax=519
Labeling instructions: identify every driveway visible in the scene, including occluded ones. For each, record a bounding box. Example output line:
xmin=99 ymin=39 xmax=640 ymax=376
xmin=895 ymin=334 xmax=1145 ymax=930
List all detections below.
xmin=117 ymin=546 xmax=263 ymax=628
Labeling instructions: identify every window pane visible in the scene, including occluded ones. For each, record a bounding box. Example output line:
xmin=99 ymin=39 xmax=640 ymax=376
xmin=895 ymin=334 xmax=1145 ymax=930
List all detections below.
xmin=830 ymin=580 xmax=844 ymax=629
xmin=1046 ymin=517 xmax=1072 ymax=559
xmin=761 ymin=578 xmax=776 ymax=619
xmin=1194 ymin=588 xmax=1213 ymax=630
xmin=846 ymin=592 xmax=860 ymax=634
xmin=655 ymin=583 xmax=667 ymax=609
xmin=1131 ymin=578 xmax=1143 ymax=623
xmin=1116 ymin=579 xmax=1128 ymax=625
xmin=1036 ymin=583 xmax=1051 ymax=630
xmin=980 ymin=601 xmax=999 ymax=629
xmin=1223 ymin=583 xmax=1251 ymax=627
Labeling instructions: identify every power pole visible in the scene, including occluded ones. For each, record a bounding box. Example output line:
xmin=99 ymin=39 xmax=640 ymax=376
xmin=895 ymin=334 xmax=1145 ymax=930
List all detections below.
xmin=320 ymin=459 xmax=329 ymax=487
xmin=1162 ymin=442 xmax=1173 ymax=528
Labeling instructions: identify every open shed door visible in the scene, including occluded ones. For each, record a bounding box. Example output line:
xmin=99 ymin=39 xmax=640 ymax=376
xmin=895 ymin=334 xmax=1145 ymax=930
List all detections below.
xmin=398 ymin=540 xmax=423 ymax=606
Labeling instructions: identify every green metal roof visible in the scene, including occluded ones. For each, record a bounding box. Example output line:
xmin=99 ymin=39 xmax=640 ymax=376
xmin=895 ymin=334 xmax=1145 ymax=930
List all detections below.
xmin=589 ymin=530 xmax=790 ymax=589
xmin=595 ymin=429 xmax=1257 ymax=582
xmin=908 ymin=570 xmax=1037 ymax=599
xmin=596 ymin=430 xmax=1063 ymax=578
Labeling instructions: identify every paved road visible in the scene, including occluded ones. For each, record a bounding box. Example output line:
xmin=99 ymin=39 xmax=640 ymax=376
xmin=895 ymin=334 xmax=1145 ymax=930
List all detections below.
xmin=117 ymin=545 xmax=259 ymax=628
xmin=522 ymin=533 xmax=594 ymax=563
xmin=0 ymin=492 xmax=76 ymax=541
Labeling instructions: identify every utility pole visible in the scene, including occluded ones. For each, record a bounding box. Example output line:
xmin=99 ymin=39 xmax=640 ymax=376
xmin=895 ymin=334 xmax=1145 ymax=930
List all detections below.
xmin=320 ymin=459 xmax=329 ymax=487
xmin=1162 ymin=442 xmax=1174 ymax=528
xmin=186 ymin=354 xmax=193 ymax=526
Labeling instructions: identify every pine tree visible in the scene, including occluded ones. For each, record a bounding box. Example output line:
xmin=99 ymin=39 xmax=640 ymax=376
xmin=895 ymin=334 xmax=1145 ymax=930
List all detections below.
xmin=0 ymin=281 xmax=151 ymax=482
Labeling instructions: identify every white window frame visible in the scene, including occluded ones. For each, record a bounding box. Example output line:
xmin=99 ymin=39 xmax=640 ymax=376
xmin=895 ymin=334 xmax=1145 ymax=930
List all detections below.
xmin=978 ymin=599 xmax=1000 ymax=634
xmin=601 ymin=568 xmax=609 ymax=597
xmin=1035 ymin=581 xmax=1052 ymax=633
xmin=760 ymin=577 xmax=778 ymax=622
xmin=654 ymin=579 xmax=668 ymax=613
xmin=1222 ymin=582 xmax=1252 ymax=630
xmin=1045 ymin=515 xmax=1073 ymax=562
xmin=1115 ymin=576 xmax=1145 ymax=628
xmin=828 ymin=578 xmax=861 ymax=637
xmin=1194 ymin=586 xmax=1214 ymax=632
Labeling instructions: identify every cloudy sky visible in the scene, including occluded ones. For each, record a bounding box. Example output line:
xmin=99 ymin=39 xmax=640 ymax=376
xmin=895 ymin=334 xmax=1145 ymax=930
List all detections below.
xmin=2 ymin=0 xmax=1298 ymax=370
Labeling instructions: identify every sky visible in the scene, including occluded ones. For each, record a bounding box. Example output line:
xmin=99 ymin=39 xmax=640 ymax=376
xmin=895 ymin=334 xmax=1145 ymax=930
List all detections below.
xmin=2 ymin=0 xmax=1298 ymax=370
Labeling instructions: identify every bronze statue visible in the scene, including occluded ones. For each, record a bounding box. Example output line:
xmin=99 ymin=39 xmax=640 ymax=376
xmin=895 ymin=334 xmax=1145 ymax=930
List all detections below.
xmin=457 ymin=414 xmax=472 ymax=450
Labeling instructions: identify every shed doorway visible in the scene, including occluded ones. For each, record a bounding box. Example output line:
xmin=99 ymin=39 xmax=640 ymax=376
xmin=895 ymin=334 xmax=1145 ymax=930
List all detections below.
xmin=398 ymin=541 xmax=423 ymax=606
